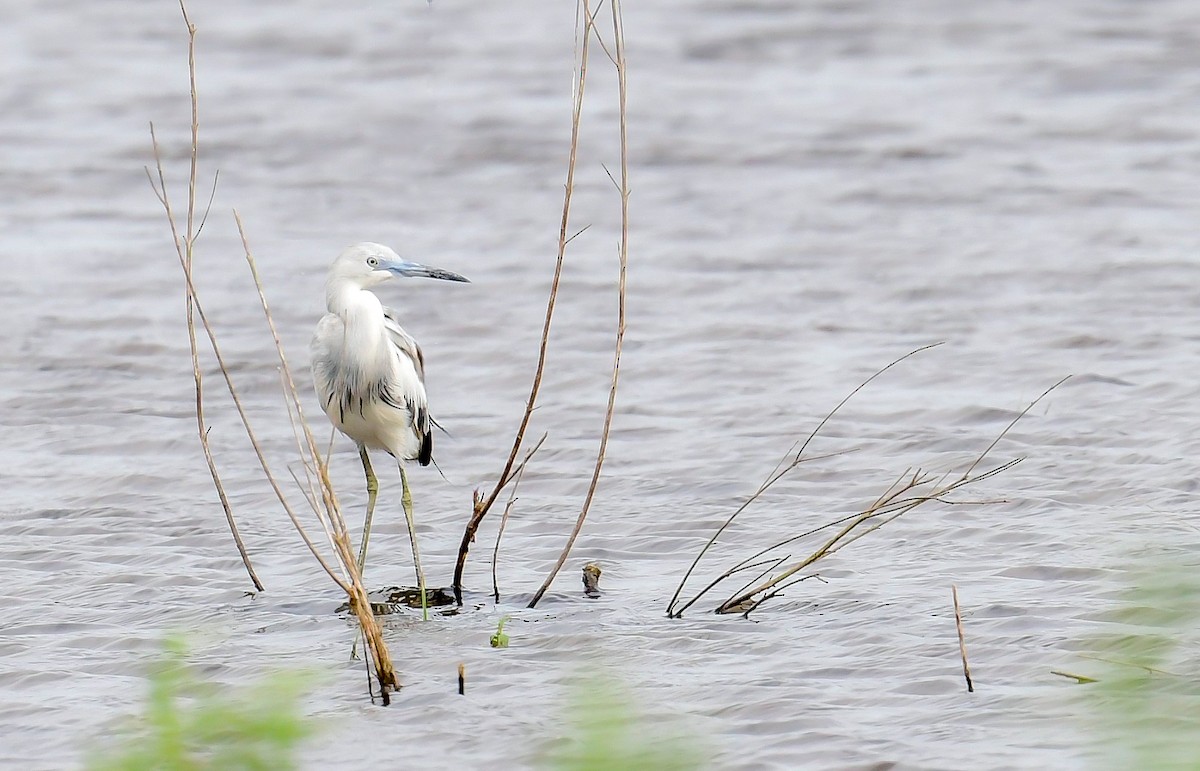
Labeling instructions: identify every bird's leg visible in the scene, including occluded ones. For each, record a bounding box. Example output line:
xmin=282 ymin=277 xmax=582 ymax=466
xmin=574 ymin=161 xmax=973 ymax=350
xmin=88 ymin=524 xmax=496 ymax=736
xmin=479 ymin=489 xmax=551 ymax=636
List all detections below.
xmin=349 ymin=447 xmax=379 ymax=663
xmin=356 ymin=446 xmax=379 ymax=576
xmin=399 ymin=465 xmax=429 ymax=621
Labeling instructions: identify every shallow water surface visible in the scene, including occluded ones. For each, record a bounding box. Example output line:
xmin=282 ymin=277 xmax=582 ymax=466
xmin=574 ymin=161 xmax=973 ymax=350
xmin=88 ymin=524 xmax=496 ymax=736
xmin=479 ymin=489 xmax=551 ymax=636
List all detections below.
xmin=3 ymin=1 xmax=1200 ymax=768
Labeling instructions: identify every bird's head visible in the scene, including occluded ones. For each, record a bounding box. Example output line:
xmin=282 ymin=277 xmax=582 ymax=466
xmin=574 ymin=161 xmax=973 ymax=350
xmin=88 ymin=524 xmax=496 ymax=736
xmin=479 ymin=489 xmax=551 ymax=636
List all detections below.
xmin=329 ymin=242 xmax=470 ymax=289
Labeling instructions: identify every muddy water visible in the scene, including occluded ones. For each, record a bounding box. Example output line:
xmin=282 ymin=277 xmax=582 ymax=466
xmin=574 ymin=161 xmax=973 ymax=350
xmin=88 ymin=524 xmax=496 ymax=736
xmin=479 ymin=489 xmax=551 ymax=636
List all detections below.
xmin=4 ymin=0 xmax=1200 ymax=768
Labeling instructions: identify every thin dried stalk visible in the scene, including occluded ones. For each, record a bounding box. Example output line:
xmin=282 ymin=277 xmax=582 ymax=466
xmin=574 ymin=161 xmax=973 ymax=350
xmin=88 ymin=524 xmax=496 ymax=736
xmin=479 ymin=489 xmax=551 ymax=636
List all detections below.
xmin=1050 ymin=670 xmax=1098 ymax=684
xmin=666 ymin=343 xmax=943 ymax=618
xmin=727 ymin=554 xmax=791 ymax=607
xmin=451 ymin=0 xmax=601 ymax=604
xmin=490 ymin=433 xmax=545 ymax=602
xmin=744 ymin=573 xmax=824 ymax=618
xmin=715 ymin=473 xmax=935 ymax=615
xmin=1077 ymin=654 xmax=1176 ymax=677
xmin=953 ymin=584 xmax=974 ymax=692
xmin=528 ymin=0 xmax=629 ymax=609
xmin=710 ymin=378 xmax=1067 ymax=616
xmin=235 ymin=216 xmax=397 ymax=702
xmin=150 ymin=131 xmax=348 ymax=592
xmin=716 ymin=460 xmax=1021 ymax=615
xmin=145 ymin=1 xmax=262 ymax=593
xmin=491 ymin=497 xmax=517 ymax=603
xmin=152 ymin=1 xmax=396 ymax=702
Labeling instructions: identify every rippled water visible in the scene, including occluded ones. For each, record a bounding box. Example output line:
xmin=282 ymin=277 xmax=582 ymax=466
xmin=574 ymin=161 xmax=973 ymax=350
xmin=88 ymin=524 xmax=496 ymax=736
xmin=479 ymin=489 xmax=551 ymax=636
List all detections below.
xmin=4 ymin=0 xmax=1200 ymax=768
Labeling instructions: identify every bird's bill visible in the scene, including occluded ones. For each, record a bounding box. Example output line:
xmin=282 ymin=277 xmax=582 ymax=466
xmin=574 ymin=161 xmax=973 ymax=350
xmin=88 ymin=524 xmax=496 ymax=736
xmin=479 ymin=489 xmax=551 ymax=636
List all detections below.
xmin=385 ymin=259 xmax=470 ymax=283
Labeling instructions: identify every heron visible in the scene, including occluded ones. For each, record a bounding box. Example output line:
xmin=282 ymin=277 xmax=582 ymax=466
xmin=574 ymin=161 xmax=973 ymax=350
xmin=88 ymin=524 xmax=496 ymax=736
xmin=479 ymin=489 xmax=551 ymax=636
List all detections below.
xmin=311 ymin=242 xmax=469 ymax=619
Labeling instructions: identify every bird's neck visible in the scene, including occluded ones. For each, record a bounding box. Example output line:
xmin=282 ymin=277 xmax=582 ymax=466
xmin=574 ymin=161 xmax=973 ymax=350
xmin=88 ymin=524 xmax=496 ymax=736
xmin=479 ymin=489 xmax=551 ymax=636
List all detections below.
xmin=327 ymin=284 xmax=389 ymax=355
xmin=328 ymin=280 xmax=378 ymax=315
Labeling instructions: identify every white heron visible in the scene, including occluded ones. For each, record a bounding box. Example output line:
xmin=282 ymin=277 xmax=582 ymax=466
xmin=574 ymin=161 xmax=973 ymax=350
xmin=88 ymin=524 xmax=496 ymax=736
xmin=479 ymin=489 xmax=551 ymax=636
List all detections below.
xmin=311 ymin=242 xmax=469 ymax=617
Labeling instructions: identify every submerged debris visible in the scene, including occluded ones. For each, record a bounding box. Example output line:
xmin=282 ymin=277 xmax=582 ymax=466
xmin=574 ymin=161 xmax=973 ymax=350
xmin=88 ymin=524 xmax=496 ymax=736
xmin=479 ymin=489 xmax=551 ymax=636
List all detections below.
xmin=337 ymin=585 xmax=457 ymax=616
xmin=582 ymin=563 xmax=603 ymax=598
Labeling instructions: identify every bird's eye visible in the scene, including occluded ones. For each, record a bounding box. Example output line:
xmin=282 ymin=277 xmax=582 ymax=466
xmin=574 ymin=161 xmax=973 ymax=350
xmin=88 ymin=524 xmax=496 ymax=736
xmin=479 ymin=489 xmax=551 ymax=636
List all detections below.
xmin=367 ymin=257 xmax=379 ymax=267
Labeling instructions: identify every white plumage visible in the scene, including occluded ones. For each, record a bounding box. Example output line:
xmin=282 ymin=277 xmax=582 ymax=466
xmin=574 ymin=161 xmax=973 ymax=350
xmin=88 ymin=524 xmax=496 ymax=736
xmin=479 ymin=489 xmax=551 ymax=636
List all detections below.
xmin=310 ymin=242 xmax=468 ymax=604
xmin=312 ymin=287 xmax=431 ymax=464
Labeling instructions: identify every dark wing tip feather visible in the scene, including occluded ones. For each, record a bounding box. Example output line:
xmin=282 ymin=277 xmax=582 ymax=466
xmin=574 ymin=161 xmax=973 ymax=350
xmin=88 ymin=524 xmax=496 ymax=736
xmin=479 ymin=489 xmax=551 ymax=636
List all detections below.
xmin=418 ymin=431 xmax=433 ymax=466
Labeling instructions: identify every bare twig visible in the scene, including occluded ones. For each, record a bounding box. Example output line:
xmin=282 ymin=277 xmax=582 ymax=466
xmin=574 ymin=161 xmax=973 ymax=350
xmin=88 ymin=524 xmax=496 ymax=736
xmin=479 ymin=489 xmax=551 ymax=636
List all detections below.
xmin=666 ymin=343 xmax=942 ymax=618
xmin=153 ymin=1 xmax=397 ymax=702
xmin=528 ymin=0 xmax=629 ymax=608
xmin=490 ymin=433 xmax=546 ymax=603
xmin=491 ymin=497 xmax=518 ymax=603
xmin=713 ymin=460 xmax=1020 ymax=614
xmin=152 ymin=131 xmax=346 ymax=590
xmin=962 ymin=375 xmax=1070 ymax=479
xmin=235 ymin=215 xmax=397 ymax=701
xmin=665 ymin=452 xmax=856 ymax=618
xmin=194 ymin=169 xmax=220 ymax=240
xmin=739 ymin=573 xmax=823 ymax=618
xmin=1050 ymin=670 xmax=1098 ymax=684
xmin=1076 ymin=653 xmax=1176 ymax=677
xmin=723 ymin=555 xmax=791 ymax=614
xmin=953 ymin=584 xmax=974 ymax=692
xmin=700 ymin=376 xmax=1066 ymax=616
xmin=147 ymin=1 xmax=262 ymax=593
xmin=565 ymin=224 xmax=592 ymax=246
xmin=452 ymin=0 xmax=596 ymax=605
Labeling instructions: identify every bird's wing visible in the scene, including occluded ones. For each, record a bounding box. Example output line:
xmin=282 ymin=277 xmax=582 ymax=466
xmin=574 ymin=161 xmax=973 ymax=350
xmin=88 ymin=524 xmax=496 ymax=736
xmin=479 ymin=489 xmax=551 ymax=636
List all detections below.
xmin=382 ymin=307 xmax=433 ymax=465
xmin=382 ymin=307 xmax=426 ymax=384
xmin=310 ymin=313 xmax=344 ymax=415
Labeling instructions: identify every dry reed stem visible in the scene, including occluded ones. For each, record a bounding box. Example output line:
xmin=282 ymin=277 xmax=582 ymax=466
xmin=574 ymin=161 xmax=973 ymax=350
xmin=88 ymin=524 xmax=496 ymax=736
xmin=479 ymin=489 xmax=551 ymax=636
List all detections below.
xmin=707 ymin=377 xmax=1066 ymax=616
xmin=451 ymin=0 xmax=601 ymax=605
xmin=666 ymin=344 xmax=943 ymax=618
xmin=234 ymin=215 xmax=397 ymax=702
xmin=491 ymin=497 xmax=517 ymax=603
xmin=716 ymin=458 xmax=1023 ymax=615
xmin=205 ymin=216 xmax=346 ymax=588
xmin=151 ymin=132 xmax=347 ymax=591
xmin=716 ymin=477 xmax=930 ymax=614
xmin=670 ymin=366 xmax=1065 ymax=616
xmin=953 ymin=585 xmax=974 ymax=692
xmin=1050 ymin=670 xmax=1098 ymax=684
xmin=278 ymin=369 xmax=335 ymax=547
xmin=528 ymin=0 xmax=629 ymax=609
xmin=152 ymin=1 xmax=396 ymax=702
xmin=490 ymin=436 xmax=544 ymax=602
xmin=745 ymin=573 xmax=823 ymax=618
xmin=145 ymin=1 xmax=262 ymax=593
xmin=727 ymin=555 xmax=791 ymax=606
xmin=1076 ymin=653 xmax=1176 ymax=677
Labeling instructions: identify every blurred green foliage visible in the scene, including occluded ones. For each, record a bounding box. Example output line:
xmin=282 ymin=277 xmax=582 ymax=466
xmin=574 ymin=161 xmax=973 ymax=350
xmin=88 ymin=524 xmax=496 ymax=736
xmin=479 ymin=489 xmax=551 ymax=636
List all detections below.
xmin=544 ymin=676 xmax=704 ymax=771
xmin=1085 ymin=563 xmax=1200 ymax=770
xmin=88 ymin=637 xmax=312 ymax=771
xmin=490 ymin=616 xmax=511 ymax=649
